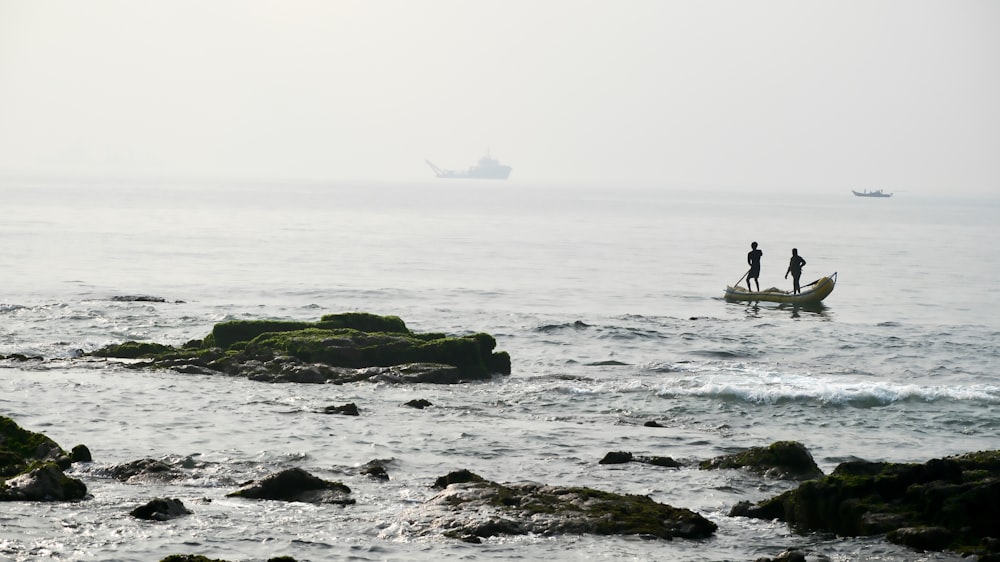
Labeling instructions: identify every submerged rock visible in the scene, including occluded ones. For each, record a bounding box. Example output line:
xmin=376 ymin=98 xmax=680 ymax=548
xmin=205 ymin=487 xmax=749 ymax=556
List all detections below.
xmin=90 ymin=312 xmax=511 ymax=384
xmin=400 ymin=470 xmax=716 ymax=541
xmin=107 ymin=458 xmax=186 ymax=483
xmin=700 ymin=441 xmax=823 ymax=480
xmin=731 ymin=450 xmax=1000 ymax=560
xmin=130 ymin=497 xmax=192 ymax=521
xmin=360 ymin=459 xmax=391 ymax=481
xmin=227 ymin=467 xmax=354 ymax=505
xmin=599 ymin=451 xmax=681 ymax=468
xmin=323 ymin=403 xmax=360 ymax=416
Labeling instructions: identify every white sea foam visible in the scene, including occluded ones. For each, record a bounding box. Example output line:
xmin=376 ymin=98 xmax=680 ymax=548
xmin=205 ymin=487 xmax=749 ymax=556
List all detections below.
xmin=654 ymin=367 xmax=1000 ymax=406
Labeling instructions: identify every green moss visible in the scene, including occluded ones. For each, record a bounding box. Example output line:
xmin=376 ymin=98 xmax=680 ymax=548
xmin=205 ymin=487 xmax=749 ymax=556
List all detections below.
xmin=318 ymin=312 xmax=409 ymax=334
xmin=0 ymin=417 xmax=66 ymax=476
xmin=87 ymin=313 xmax=510 ymax=380
xmin=90 ymin=341 xmax=177 ymax=359
xmin=211 ymin=320 xmax=315 ymax=350
xmin=210 ymin=313 xmax=409 ymax=350
xmin=700 ymin=440 xmax=822 ymax=479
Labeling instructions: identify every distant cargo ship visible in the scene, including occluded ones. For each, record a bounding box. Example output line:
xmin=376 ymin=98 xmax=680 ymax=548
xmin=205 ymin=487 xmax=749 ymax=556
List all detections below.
xmin=852 ymin=189 xmax=892 ymax=198
xmin=425 ymin=151 xmax=512 ymax=180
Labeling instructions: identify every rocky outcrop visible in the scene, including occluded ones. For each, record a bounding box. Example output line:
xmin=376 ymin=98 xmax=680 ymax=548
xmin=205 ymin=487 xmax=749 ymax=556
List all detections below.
xmin=0 ymin=463 xmax=88 ymax=501
xmin=598 ymin=451 xmax=681 ymax=468
xmin=731 ymin=450 xmax=1000 ymax=560
xmin=227 ymin=467 xmax=355 ymax=505
xmin=323 ymin=403 xmax=360 ymax=416
xmin=397 ymin=470 xmax=717 ymax=542
xmin=700 ymin=441 xmax=823 ymax=480
xmin=160 ymin=554 xmax=296 ymax=562
xmin=130 ymin=497 xmax=192 ymax=521
xmin=90 ymin=312 xmax=511 ymax=384
xmin=106 ymin=458 xmax=187 ymax=483
xmin=0 ymin=416 xmax=87 ymax=502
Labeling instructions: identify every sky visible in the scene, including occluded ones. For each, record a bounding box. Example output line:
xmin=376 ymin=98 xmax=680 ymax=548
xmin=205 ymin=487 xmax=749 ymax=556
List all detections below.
xmin=1 ymin=1 xmax=998 ymax=193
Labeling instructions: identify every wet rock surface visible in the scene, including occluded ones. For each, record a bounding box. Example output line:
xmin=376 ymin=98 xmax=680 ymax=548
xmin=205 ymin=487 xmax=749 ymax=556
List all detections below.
xmin=0 ymin=416 xmax=87 ymax=502
xmin=700 ymin=440 xmax=824 ymax=480
xmin=227 ymin=467 xmax=355 ymax=505
xmin=130 ymin=497 xmax=192 ymax=521
xmin=399 ymin=470 xmax=717 ymax=541
xmin=731 ymin=450 xmax=1000 ymax=560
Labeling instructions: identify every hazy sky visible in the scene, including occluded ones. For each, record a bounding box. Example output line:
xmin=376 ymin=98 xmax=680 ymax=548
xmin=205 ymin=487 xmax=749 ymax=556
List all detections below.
xmin=1 ymin=1 xmax=998 ymax=192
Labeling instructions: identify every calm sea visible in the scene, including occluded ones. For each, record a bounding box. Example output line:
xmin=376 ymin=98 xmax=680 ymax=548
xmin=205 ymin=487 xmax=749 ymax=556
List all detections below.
xmin=2 ymin=179 xmax=998 ymax=561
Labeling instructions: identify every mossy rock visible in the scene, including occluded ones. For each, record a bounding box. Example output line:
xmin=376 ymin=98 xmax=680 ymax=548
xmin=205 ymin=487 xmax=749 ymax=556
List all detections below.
xmin=89 ymin=313 xmax=511 ymax=382
xmin=412 ymin=471 xmax=717 ymax=540
xmin=0 ymin=461 xmax=87 ymax=501
xmin=212 ymin=313 xmax=408 ymax=350
xmin=0 ymin=416 xmax=68 ymax=476
xmin=90 ymin=341 xmax=176 ymax=359
xmin=731 ymin=450 xmax=1000 ymax=559
xmin=700 ymin=440 xmax=823 ymax=480
xmin=160 ymin=554 xmax=296 ymax=562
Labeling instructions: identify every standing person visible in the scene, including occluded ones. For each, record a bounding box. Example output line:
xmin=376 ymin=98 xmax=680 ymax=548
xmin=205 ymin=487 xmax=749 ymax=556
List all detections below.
xmin=785 ymin=248 xmax=807 ymax=293
xmin=746 ymin=242 xmax=763 ymax=291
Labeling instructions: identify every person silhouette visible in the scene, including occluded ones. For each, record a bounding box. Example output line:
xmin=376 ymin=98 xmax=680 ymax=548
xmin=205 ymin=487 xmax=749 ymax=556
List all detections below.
xmin=746 ymin=242 xmax=762 ymax=292
xmin=785 ymin=248 xmax=807 ymax=293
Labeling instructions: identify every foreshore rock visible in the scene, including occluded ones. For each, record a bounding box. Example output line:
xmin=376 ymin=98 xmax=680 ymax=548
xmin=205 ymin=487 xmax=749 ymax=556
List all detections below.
xmin=599 ymin=451 xmax=681 ymax=468
xmin=0 ymin=416 xmax=88 ymax=502
xmin=731 ymin=450 xmax=1000 ymax=560
xmin=130 ymin=497 xmax=192 ymax=521
xmin=700 ymin=441 xmax=824 ymax=480
xmin=396 ymin=469 xmax=717 ymax=542
xmin=106 ymin=458 xmax=187 ymax=483
xmin=227 ymin=467 xmax=355 ymax=505
xmin=160 ymin=554 xmax=296 ymax=562
xmin=90 ymin=312 xmax=511 ymax=384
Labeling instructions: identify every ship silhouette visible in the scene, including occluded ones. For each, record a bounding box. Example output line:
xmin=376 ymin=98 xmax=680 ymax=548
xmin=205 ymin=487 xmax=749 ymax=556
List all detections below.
xmin=425 ymin=150 xmax=512 ymax=179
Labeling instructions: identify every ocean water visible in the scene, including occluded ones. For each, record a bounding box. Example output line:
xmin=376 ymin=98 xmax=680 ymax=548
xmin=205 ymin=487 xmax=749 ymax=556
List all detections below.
xmin=1 ymin=179 xmax=998 ymax=562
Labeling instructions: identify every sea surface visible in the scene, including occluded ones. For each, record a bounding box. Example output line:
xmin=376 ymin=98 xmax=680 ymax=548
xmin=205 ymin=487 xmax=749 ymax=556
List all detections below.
xmin=1 ymin=179 xmax=998 ymax=561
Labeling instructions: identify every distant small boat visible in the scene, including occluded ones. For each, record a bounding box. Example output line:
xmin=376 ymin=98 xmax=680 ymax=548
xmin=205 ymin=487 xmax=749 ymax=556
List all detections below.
xmin=725 ymin=273 xmax=838 ymax=305
xmin=852 ymin=189 xmax=892 ymax=198
xmin=425 ymin=151 xmax=512 ymax=180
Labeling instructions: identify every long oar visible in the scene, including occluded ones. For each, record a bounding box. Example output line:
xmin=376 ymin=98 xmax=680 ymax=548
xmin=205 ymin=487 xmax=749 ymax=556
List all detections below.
xmin=733 ymin=269 xmax=751 ymax=287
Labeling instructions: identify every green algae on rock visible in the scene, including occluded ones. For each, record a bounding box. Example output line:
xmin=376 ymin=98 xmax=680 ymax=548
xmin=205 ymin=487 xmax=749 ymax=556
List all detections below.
xmin=700 ymin=440 xmax=824 ymax=480
xmin=91 ymin=312 xmax=511 ymax=384
xmin=731 ymin=450 xmax=1000 ymax=560
xmin=0 ymin=416 xmax=88 ymax=501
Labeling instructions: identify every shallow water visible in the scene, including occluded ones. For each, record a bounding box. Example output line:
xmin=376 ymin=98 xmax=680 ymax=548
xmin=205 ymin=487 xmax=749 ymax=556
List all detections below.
xmin=2 ymin=179 xmax=998 ymax=561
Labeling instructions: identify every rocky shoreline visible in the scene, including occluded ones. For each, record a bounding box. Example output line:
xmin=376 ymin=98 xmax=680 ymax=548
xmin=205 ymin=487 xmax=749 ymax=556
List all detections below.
xmin=5 ymin=413 xmax=998 ymax=561
xmin=2 ymin=313 xmax=997 ymax=561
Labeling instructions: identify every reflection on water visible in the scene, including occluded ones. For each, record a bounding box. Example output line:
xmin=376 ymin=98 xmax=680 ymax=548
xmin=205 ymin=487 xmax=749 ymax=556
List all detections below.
xmin=729 ymin=300 xmax=830 ymax=319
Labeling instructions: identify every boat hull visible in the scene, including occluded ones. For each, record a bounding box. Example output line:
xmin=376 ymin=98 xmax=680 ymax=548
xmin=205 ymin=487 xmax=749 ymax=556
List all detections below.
xmin=725 ymin=273 xmax=837 ymax=305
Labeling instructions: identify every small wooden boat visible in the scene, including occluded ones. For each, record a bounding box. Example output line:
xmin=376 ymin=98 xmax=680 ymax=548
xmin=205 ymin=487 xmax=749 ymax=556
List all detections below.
xmin=725 ymin=272 xmax=837 ymax=305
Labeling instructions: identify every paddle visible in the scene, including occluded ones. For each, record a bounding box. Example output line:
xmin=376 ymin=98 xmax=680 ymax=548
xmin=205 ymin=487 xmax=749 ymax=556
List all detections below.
xmin=733 ymin=269 xmax=751 ymax=287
